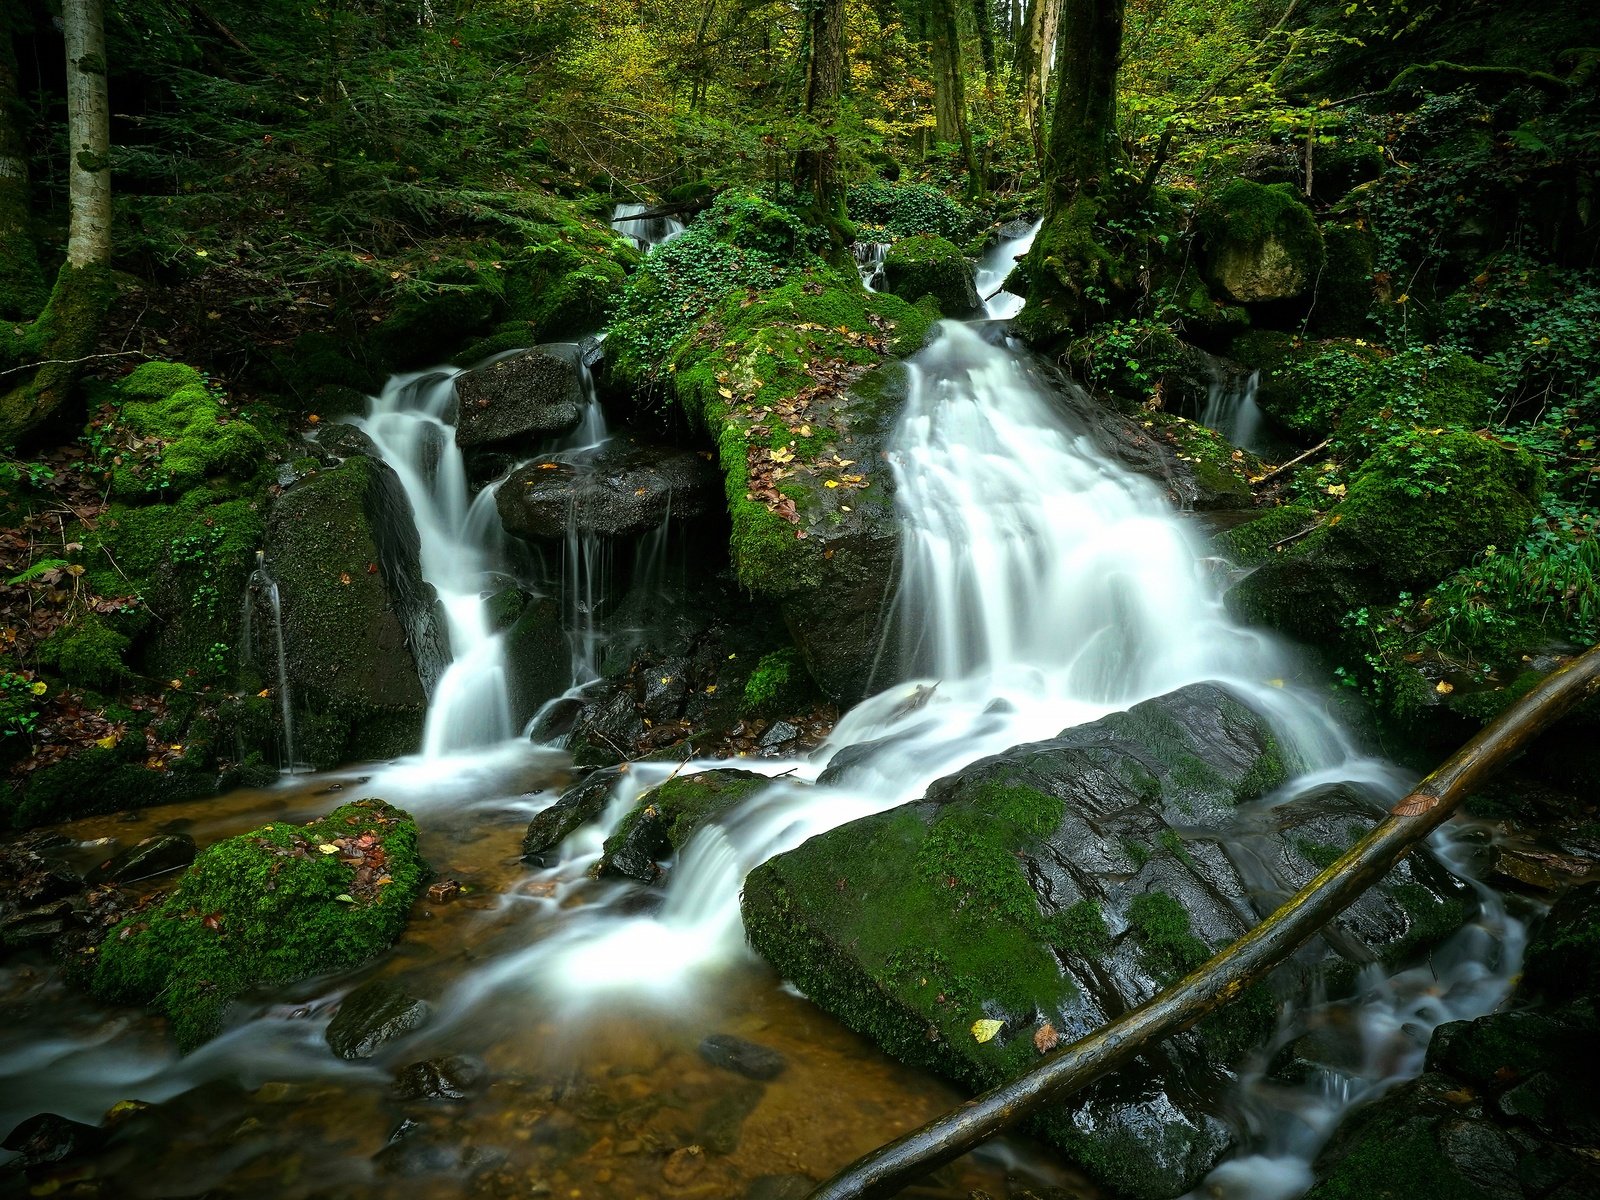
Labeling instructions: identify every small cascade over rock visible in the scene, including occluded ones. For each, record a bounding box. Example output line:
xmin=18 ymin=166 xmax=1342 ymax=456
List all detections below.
xmin=240 ymin=550 xmax=298 ymax=773
xmin=853 ymin=240 xmax=888 ymax=290
xmin=975 ymin=217 xmax=1041 ymax=319
xmin=1202 ymin=367 xmax=1267 ymax=454
xmin=610 ymin=201 xmax=685 ymax=252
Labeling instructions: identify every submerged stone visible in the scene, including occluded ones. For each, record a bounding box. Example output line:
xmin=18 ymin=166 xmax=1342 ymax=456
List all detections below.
xmin=393 ymin=1054 xmax=490 ymax=1101
xmin=90 ymin=799 xmax=429 ymax=1052
xmin=0 ymin=1112 xmax=107 ymax=1169
xmin=699 ymin=1033 xmax=787 ymax=1080
xmin=741 ymin=683 xmax=1471 ymax=1199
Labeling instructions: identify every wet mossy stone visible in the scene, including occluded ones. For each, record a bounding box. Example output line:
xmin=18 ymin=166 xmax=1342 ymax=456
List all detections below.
xmin=883 ymin=234 xmax=981 ymax=317
xmin=90 ymin=799 xmax=429 ymax=1051
xmin=522 ymin=768 xmax=624 ymax=862
xmin=263 ymin=456 xmax=449 ymax=768
xmin=1199 ymin=179 xmax=1326 ymax=305
xmin=1304 ymin=886 xmax=1600 ymax=1200
xmin=496 ymin=438 xmax=719 ymax=540
xmin=742 ymin=683 xmax=1468 ymax=1200
xmin=325 ymin=979 xmax=431 ymax=1060
xmin=453 ymin=344 xmax=584 ymax=449
xmin=1227 ymin=430 xmax=1542 ymax=644
xmin=1215 ymin=504 xmax=1319 ymax=568
xmin=599 ymin=769 xmax=766 ymax=883
xmin=1307 ymin=224 xmax=1379 ymax=337
xmin=497 ymin=589 xmax=569 ymax=731
xmin=110 ymin=361 xmax=270 ymax=496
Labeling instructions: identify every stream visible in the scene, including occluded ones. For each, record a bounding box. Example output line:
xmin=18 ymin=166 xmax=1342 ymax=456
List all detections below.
xmin=0 ymin=222 xmax=1523 ymax=1199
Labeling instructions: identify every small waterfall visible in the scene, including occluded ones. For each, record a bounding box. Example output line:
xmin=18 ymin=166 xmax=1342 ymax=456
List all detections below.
xmin=561 ymin=503 xmax=612 ymax=688
xmin=975 ymin=219 xmax=1042 ymax=319
xmin=610 ymin=201 xmax=685 ymax=253
xmin=854 ymin=241 xmax=888 ymax=290
xmin=241 ymin=550 xmax=298 ymax=773
xmin=355 ymin=369 xmax=516 ymax=756
xmin=1202 ymin=369 xmax=1266 ymax=454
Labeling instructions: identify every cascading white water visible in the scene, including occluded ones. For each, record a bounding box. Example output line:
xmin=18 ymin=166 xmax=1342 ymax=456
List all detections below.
xmin=610 ymin=201 xmax=685 ymax=253
xmin=976 ymin=219 xmax=1042 ymax=319
xmin=1203 ymin=369 xmax=1267 ymax=454
xmin=241 ymin=550 xmax=298 ymax=772
xmin=354 ymin=369 xmax=516 ymax=755
xmin=854 ymin=240 xmax=889 ymax=290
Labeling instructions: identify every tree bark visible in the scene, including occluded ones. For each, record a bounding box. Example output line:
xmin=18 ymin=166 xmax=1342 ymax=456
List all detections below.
xmin=972 ymin=0 xmax=997 ymax=80
xmin=64 ymin=0 xmax=110 ymax=269
xmin=1043 ymin=0 xmax=1125 ymax=213
xmin=928 ymin=0 xmax=982 ymax=195
xmin=803 ymin=643 xmax=1600 ymax=1200
xmin=794 ymin=0 xmax=848 ymax=217
xmin=1015 ymin=0 xmax=1062 ymax=163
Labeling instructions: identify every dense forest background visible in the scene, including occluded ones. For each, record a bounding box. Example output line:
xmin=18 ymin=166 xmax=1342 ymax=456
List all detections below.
xmin=1 ymin=0 xmax=1598 ymax=813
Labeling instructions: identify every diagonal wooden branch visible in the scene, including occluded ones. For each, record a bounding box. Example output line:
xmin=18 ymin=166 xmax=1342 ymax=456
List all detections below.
xmin=806 ymin=642 xmax=1600 ymax=1200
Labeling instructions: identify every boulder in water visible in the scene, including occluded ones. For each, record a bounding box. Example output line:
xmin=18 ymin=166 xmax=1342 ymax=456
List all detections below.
xmin=883 ymin=234 xmax=982 ymax=317
xmin=263 ymin=455 xmax=449 ymax=767
xmin=522 ymin=768 xmax=625 ymax=862
xmin=393 ymin=1053 xmax=490 ymax=1101
xmin=598 ymin=769 xmax=767 ymax=883
xmin=699 ymin=1033 xmax=787 ymax=1080
xmin=454 ymin=344 xmax=586 ymax=448
xmin=87 ymin=833 xmax=196 ymax=885
xmin=496 ymin=438 xmax=718 ymax=541
xmin=1 ymin=1112 xmax=107 ymax=1169
xmin=90 ymin=799 xmax=430 ymax=1051
xmin=325 ymin=979 xmax=431 ymax=1060
xmin=741 ymin=683 xmax=1472 ymax=1199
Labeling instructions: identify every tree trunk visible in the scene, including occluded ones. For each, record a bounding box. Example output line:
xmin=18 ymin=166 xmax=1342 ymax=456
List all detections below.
xmin=794 ymin=0 xmax=848 ymax=219
xmin=1043 ymin=0 xmax=1125 ymax=212
xmin=0 ymin=0 xmax=115 ymax=445
xmin=64 ymin=0 xmax=110 ymax=269
xmin=0 ymin=8 xmax=46 ymax=322
xmin=928 ymin=0 xmax=982 ymax=195
xmin=1015 ymin=0 xmax=1062 ymax=164
xmin=972 ymin=0 xmax=997 ymax=80
xmin=804 ymin=644 xmax=1600 ymax=1200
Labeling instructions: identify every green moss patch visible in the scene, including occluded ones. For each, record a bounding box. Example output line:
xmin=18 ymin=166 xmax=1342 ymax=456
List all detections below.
xmin=91 ymin=799 xmax=428 ymax=1050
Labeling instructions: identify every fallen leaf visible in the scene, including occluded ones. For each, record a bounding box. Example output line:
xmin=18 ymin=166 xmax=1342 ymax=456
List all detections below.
xmin=972 ymin=1018 xmax=1004 ymax=1044
xmin=1034 ymin=1022 xmax=1060 ymax=1053
xmin=334 ymin=893 xmax=355 ymax=903
xmin=1435 ymin=680 xmax=1454 ymax=695
xmin=318 ymin=843 xmax=340 ymax=854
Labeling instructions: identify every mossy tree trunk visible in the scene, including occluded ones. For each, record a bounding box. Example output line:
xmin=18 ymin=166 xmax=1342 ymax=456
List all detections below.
xmin=1015 ymin=0 xmax=1062 ymax=164
xmin=928 ymin=0 xmax=984 ymax=198
xmin=0 ymin=8 xmax=46 ymax=325
xmin=794 ymin=0 xmax=848 ymax=221
xmin=0 ymin=0 xmax=115 ymax=446
xmin=1016 ymin=0 xmax=1128 ymax=342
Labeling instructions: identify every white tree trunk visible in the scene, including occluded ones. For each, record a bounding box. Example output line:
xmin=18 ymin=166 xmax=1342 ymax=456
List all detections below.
xmin=64 ymin=0 xmax=110 ymax=268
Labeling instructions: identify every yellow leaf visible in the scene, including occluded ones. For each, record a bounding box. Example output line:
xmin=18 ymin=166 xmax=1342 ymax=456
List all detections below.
xmin=96 ymin=734 xmax=118 ymax=749
xmin=1435 ymin=680 xmax=1455 ymax=695
xmin=318 ymin=843 xmax=340 ymax=854
xmin=30 ymin=681 xmax=47 ymax=695
xmin=718 ymin=387 xmax=733 ymax=399
xmin=825 ymin=479 xmax=840 ymax=488
xmin=1266 ymin=678 xmax=1285 ymax=688
xmin=1326 ymin=483 xmax=1347 ymax=497
xmin=169 ymin=679 xmax=183 ymax=689
xmin=194 ymin=248 xmax=208 ymax=257
xmin=971 ymin=1018 xmax=1004 ymax=1044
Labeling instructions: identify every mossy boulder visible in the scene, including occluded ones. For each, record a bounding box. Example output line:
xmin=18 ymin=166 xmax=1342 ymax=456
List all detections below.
xmin=492 ymin=588 xmax=569 ymax=730
xmin=90 ymin=798 xmax=429 ymax=1051
xmin=110 ymin=362 xmax=270 ymax=497
xmin=1304 ymin=885 xmax=1600 ymax=1200
xmin=599 ymin=769 xmax=766 ymax=882
xmin=1228 ymin=430 xmax=1542 ymax=643
xmin=743 ymin=683 xmax=1470 ymax=1199
xmin=882 ymin=234 xmax=980 ymax=317
xmin=262 ymin=455 xmax=449 ymax=767
xmin=1200 ymin=180 xmax=1326 ymax=305
xmin=453 ymin=344 xmax=585 ymax=449
xmin=1215 ymin=503 xmax=1320 ymax=568
xmin=496 ymin=438 xmax=719 ymax=540
xmin=1307 ymin=224 xmax=1378 ymax=337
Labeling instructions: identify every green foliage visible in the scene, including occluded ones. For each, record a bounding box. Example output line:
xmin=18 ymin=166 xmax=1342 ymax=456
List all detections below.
xmin=91 ymin=799 xmax=428 ymax=1050
xmin=740 ymin=647 xmax=811 ymax=715
xmin=37 ymin=614 xmax=132 ymax=687
xmin=0 ymin=672 xmax=46 ymax=741
xmin=846 ymin=182 xmax=976 ymax=240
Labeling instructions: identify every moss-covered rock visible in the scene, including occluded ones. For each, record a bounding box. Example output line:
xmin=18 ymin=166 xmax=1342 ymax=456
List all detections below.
xmin=1199 ymin=179 xmax=1326 ymax=305
xmin=744 ymin=683 xmax=1469 ymax=1200
xmin=1304 ymin=885 xmax=1600 ymax=1200
xmin=109 ymin=364 xmax=270 ymax=497
xmin=90 ymin=798 xmax=429 ymax=1051
xmin=262 ymin=455 xmax=448 ymax=767
xmin=1141 ymin=411 xmax=1259 ymax=510
xmin=1307 ymin=224 xmax=1378 ymax=337
xmin=1228 ymin=430 xmax=1542 ymax=643
xmin=599 ymin=768 xmax=766 ymax=882
xmin=882 ymin=234 xmax=980 ymax=317
xmin=1215 ymin=503 xmax=1320 ymax=567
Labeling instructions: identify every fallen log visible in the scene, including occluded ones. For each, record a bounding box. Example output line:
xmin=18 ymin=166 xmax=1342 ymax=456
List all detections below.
xmin=608 ymin=196 xmax=713 ymax=224
xmin=806 ymin=643 xmax=1600 ymax=1200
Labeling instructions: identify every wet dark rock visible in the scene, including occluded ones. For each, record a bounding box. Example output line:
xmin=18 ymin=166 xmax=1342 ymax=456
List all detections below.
xmin=393 ymin=1054 xmax=490 ymax=1101
xmin=312 ymin=422 xmax=379 ymax=463
xmin=742 ymin=683 xmax=1472 ymax=1200
xmin=372 ymin=1117 xmax=495 ymax=1176
xmin=1 ymin=1112 xmax=107 ymax=1168
xmin=454 ymin=344 xmax=585 ymax=448
xmin=757 ymin=720 xmax=800 ymax=749
xmin=521 ymin=769 xmax=622 ymax=861
xmin=325 ymin=980 xmax=432 ymax=1060
xmin=496 ymin=438 xmax=718 ymax=542
xmin=87 ymin=833 xmax=196 ymax=885
xmin=263 ymin=455 xmax=449 ymax=767
xmin=696 ymin=1081 xmax=765 ymax=1154
xmin=1307 ymin=883 xmax=1600 ymax=1200
xmin=699 ymin=1033 xmax=787 ymax=1081
xmin=599 ymin=771 xmax=768 ymax=884
xmin=0 ymin=900 xmax=75 ymax=952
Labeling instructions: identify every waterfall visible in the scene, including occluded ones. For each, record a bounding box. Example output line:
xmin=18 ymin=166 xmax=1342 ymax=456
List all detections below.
xmin=854 ymin=240 xmax=888 ymax=290
xmin=1202 ymin=369 xmax=1267 ymax=454
xmin=354 ymin=369 xmax=516 ymax=756
xmin=241 ymin=550 xmax=298 ymax=773
xmin=610 ymin=201 xmax=685 ymax=253
xmin=975 ymin=219 xmax=1042 ymax=319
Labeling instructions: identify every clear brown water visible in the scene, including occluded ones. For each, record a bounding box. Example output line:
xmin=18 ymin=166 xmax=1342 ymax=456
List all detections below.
xmin=0 ymin=748 xmax=1086 ymax=1199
